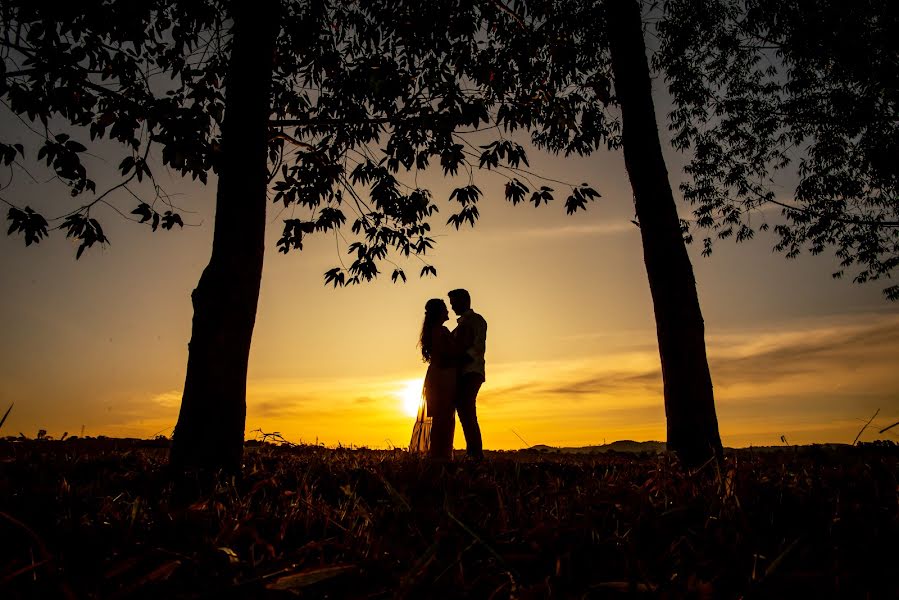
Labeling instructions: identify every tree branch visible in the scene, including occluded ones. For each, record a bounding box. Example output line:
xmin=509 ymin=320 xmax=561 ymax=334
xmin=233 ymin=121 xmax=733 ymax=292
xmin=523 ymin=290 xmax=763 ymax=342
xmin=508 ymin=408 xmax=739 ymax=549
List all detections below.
xmin=268 ymin=131 xmax=317 ymax=151
xmin=488 ymin=0 xmax=527 ymax=30
xmin=1 ymin=68 xmax=35 ymax=78
xmin=765 ymin=198 xmax=899 ymax=228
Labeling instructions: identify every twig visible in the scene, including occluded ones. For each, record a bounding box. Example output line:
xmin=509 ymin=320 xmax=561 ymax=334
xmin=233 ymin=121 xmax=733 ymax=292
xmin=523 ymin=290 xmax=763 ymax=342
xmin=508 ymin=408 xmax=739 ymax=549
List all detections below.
xmin=250 ymin=428 xmax=297 ymax=447
xmin=0 ymin=511 xmax=53 ymax=569
xmin=766 ymin=197 xmax=899 ymax=228
xmin=509 ymin=428 xmax=530 ymax=448
xmin=763 ymin=537 xmax=802 ymax=581
xmin=488 ymin=0 xmax=527 ymax=30
xmin=446 ymin=509 xmax=519 ymax=582
xmin=0 ymin=402 xmax=12 ymax=431
xmin=879 ymin=419 xmax=899 ymax=434
xmin=852 ymin=408 xmax=880 ymax=445
xmin=433 ymin=541 xmax=478 ymax=583
xmin=268 ymin=131 xmax=317 ymax=152
xmin=1 ymin=558 xmax=52 ymax=585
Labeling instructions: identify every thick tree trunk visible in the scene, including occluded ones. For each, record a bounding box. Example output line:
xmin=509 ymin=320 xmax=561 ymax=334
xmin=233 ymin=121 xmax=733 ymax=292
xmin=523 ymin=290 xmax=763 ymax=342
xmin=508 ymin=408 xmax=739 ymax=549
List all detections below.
xmin=170 ymin=1 xmax=276 ymax=472
xmin=605 ymin=0 xmax=723 ymax=467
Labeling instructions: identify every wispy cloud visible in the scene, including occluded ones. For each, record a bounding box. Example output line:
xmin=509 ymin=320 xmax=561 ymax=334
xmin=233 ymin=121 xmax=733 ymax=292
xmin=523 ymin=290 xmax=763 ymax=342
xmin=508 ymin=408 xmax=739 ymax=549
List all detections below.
xmin=499 ymin=221 xmax=636 ymax=240
xmin=710 ymin=316 xmax=899 ymax=385
xmin=490 ymin=312 xmax=899 ymax=398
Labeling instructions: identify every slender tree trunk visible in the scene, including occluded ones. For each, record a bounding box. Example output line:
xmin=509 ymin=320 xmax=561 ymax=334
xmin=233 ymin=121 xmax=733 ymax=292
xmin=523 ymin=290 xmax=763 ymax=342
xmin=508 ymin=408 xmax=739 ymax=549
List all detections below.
xmin=170 ymin=0 xmax=276 ymax=472
xmin=605 ymin=0 xmax=723 ymax=467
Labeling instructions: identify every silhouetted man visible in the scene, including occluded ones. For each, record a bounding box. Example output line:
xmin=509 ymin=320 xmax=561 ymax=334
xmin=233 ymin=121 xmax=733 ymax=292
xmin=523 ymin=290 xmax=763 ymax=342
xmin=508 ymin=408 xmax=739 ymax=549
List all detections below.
xmin=448 ymin=288 xmax=486 ymax=460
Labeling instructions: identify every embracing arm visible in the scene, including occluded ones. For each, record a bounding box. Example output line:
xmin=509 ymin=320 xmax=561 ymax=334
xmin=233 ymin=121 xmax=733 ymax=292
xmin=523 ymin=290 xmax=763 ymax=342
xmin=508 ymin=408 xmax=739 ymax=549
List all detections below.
xmin=453 ymin=318 xmax=476 ymax=351
xmin=433 ymin=326 xmax=467 ymax=364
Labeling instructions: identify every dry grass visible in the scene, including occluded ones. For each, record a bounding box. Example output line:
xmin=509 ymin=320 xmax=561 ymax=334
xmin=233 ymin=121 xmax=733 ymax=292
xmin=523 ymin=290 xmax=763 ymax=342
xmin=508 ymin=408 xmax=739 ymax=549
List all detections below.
xmin=1 ymin=438 xmax=897 ymax=598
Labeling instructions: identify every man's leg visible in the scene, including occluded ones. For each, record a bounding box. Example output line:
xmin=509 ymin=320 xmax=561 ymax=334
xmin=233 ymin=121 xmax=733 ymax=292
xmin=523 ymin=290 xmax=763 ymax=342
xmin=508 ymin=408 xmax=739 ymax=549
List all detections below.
xmin=456 ymin=373 xmax=484 ymax=459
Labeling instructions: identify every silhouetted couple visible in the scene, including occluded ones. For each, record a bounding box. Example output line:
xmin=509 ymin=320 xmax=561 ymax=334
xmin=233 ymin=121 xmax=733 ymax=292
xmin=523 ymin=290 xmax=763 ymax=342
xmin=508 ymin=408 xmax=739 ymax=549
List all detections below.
xmin=410 ymin=289 xmax=486 ymax=461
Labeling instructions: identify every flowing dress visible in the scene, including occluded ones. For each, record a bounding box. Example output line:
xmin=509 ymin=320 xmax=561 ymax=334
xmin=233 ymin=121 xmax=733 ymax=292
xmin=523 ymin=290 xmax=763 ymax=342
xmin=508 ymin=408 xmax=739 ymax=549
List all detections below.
xmin=408 ymin=394 xmax=431 ymax=454
xmin=409 ymin=325 xmax=459 ymax=459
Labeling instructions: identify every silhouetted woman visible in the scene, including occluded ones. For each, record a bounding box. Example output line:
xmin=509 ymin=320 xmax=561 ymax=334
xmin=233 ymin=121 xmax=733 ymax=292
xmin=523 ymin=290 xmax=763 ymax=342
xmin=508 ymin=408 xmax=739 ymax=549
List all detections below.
xmin=411 ymin=298 xmax=463 ymax=460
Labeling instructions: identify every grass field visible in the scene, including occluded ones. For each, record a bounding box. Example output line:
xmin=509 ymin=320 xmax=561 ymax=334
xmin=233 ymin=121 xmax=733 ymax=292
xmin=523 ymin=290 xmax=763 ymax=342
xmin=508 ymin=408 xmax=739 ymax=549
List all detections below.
xmin=1 ymin=438 xmax=897 ymax=598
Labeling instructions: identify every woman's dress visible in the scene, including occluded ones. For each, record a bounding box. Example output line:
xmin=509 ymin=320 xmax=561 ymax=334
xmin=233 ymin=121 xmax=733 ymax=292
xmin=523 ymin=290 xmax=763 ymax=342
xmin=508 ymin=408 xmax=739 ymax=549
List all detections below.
xmin=410 ymin=326 xmax=459 ymax=459
xmin=408 ymin=395 xmax=431 ymax=454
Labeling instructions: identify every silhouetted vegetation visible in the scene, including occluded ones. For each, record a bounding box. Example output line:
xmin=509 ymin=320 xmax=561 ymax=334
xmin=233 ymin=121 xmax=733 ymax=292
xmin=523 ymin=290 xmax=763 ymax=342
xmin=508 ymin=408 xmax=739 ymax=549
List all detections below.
xmin=2 ymin=439 xmax=896 ymax=598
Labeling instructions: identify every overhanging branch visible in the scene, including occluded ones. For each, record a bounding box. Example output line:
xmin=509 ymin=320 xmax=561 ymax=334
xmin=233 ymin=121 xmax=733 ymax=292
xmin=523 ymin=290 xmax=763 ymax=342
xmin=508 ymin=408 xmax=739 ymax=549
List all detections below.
xmin=766 ymin=198 xmax=899 ymax=228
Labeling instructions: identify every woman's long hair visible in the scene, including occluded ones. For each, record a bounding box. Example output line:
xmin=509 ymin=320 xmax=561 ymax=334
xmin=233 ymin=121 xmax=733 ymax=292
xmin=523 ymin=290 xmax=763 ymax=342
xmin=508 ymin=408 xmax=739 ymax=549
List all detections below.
xmin=419 ymin=299 xmax=447 ymax=363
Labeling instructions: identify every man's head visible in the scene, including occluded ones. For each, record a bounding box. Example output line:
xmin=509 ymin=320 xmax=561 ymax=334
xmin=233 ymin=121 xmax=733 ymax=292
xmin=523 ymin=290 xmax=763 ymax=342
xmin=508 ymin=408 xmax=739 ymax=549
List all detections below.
xmin=448 ymin=288 xmax=471 ymax=315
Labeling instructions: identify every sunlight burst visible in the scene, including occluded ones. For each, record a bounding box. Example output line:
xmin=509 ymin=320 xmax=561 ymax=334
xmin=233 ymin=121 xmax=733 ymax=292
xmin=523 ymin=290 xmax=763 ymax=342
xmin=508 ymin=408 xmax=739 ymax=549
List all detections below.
xmin=397 ymin=379 xmax=424 ymax=418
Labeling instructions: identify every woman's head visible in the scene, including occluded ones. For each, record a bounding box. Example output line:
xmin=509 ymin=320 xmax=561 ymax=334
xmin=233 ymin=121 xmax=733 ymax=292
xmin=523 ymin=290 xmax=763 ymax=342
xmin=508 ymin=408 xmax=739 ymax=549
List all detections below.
xmin=424 ymin=298 xmax=449 ymax=323
xmin=419 ymin=299 xmax=449 ymax=362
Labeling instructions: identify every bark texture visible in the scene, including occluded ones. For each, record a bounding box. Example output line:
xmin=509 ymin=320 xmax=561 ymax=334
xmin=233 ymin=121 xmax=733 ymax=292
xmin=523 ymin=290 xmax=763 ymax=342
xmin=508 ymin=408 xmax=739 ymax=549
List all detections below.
xmin=170 ymin=0 xmax=276 ymax=472
xmin=605 ymin=0 xmax=723 ymax=466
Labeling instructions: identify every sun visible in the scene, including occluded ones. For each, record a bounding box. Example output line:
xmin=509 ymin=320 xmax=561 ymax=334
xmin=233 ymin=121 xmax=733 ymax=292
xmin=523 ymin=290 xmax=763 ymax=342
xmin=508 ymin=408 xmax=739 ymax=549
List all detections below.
xmin=397 ymin=379 xmax=424 ymax=418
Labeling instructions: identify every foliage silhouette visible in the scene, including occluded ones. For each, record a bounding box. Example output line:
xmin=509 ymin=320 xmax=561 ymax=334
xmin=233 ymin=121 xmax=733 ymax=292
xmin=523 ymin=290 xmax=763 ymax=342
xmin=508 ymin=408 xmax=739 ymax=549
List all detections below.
xmin=657 ymin=0 xmax=899 ymax=300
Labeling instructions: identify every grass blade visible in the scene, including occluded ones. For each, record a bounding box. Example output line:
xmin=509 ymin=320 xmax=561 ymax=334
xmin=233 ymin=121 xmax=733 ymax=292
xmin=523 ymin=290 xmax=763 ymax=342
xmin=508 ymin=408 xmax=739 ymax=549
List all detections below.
xmin=853 ymin=408 xmax=880 ymax=445
xmin=0 ymin=402 xmax=13 ymax=431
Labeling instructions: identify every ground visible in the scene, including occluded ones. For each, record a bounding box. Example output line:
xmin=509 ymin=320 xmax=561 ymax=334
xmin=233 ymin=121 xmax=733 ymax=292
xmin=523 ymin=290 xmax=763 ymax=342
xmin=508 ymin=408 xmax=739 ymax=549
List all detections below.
xmin=1 ymin=438 xmax=897 ymax=598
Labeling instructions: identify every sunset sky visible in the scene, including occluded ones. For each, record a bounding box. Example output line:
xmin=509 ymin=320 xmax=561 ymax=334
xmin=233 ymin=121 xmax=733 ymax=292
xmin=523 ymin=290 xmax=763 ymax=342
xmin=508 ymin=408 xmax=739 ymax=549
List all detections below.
xmin=2 ymin=96 xmax=898 ymax=450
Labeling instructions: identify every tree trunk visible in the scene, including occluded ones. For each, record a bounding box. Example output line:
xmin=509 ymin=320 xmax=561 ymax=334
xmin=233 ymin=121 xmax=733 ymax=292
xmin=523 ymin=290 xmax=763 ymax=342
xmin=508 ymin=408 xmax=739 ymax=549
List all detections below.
xmin=605 ymin=0 xmax=723 ymax=467
xmin=170 ymin=0 xmax=276 ymax=472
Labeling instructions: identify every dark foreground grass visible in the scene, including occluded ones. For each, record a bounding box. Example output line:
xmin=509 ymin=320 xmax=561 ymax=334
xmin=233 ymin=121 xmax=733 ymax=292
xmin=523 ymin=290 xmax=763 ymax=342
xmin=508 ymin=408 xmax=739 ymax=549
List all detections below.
xmin=1 ymin=439 xmax=897 ymax=599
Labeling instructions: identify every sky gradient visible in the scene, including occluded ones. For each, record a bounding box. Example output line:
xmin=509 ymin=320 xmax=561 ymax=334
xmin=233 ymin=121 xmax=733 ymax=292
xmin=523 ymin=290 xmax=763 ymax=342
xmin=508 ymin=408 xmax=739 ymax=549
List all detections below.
xmin=2 ymin=109 xmax=897 ymax=450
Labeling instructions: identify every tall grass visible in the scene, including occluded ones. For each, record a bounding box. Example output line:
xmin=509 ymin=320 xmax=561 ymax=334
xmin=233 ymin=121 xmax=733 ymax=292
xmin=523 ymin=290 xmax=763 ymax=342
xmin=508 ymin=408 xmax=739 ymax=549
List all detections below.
xmin=0 ymin=439 xmax=896 ymax=598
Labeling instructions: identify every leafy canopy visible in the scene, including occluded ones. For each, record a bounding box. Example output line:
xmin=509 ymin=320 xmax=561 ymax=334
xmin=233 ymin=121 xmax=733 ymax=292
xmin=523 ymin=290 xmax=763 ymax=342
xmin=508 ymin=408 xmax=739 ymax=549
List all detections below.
xmin=466 ymin=0 xmax=899 ymax=299
xmin=656 ymin=0 xmax=899 ymax=299
xmin=1 ymin=0 xmax=599 ymax=284
xmin=5 ymin=0 xmax=893 ymax=298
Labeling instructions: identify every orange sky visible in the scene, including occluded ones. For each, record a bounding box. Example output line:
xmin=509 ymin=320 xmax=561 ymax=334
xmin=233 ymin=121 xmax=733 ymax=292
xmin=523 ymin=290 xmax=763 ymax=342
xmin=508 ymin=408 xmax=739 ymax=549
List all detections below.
xmin=2 ymin=118 xmax=898 ymax=449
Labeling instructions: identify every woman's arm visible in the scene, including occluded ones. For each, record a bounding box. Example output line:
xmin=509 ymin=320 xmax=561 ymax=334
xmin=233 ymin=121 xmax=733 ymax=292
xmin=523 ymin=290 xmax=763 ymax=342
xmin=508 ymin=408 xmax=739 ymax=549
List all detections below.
xmin=434 ymin=326 xmax=467 ymax=362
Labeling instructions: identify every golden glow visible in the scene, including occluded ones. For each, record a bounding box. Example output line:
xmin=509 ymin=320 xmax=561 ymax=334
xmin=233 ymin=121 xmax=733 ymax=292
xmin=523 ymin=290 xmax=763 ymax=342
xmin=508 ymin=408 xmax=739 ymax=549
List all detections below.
xmin=398 ymin=378 xmax=424 ymax=418
xmin=1 ymin=146 xmax=897 ymax=449
xmin=6 ymin=312 xmax=898 ymax=449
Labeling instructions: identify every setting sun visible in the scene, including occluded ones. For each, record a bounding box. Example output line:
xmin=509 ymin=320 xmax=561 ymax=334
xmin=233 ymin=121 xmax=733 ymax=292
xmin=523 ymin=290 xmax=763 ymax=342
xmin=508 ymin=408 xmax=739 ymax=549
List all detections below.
xmin=397 ymin=379 xmax=424 ymax=418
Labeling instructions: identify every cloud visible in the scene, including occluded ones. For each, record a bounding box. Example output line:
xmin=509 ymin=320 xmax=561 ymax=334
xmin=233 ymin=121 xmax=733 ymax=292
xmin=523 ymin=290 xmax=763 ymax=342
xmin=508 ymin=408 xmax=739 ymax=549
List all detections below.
xmin=251 ymin=398 xmax=315 ymax=418
xmin=709 ymin=317 xmax=899 ymax=386
xmin=542 ymin=369 xmax=661 ymax=396
xmin=514 ymin=313 xmax=899 ymax=398
xmin=500 ymin=221 xmax=636 ymax=240
xmin=148 ymin=390 xmax=181 ymax=409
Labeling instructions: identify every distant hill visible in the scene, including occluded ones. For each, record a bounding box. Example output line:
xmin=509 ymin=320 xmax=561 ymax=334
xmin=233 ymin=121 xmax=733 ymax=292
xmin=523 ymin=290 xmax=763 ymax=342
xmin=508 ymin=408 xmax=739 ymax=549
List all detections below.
xmin=527 ymin=440 xmax=666 ymax=454
xmin=524 ymin=441 xmax=873 ymax=455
